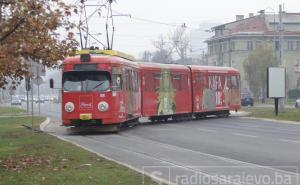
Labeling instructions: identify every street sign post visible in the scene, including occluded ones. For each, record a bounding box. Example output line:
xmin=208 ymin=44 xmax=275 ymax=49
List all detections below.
xmin=27 ymin=59 xmax=46 ymax=128
xmin=25 ymin=77 xmax=30 ymax=113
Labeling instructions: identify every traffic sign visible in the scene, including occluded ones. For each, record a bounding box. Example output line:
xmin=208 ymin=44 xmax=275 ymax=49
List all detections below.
xmin=27 ymin=60 xmax=46 ymax=77
xmin=32 ymin=76 xmax=44 ymax=86
xmin=25 ymin=77 xmax=31 ymax=91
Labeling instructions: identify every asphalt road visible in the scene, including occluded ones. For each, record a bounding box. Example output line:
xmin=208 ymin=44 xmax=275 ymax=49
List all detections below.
xmin=27 ymin=102 xmax=300 ymax=185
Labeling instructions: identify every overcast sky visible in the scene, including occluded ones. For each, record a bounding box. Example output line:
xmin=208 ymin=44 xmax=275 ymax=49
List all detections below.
xmin=70 ymin=0 xmax=300 ymax=57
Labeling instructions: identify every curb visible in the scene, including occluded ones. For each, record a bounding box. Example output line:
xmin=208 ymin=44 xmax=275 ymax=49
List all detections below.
xmin=230 ymin=111 xmax=252 ymax=117
xmin=40 ymin=118 xmax=175 ymax=185
xmin=242 ymin=116 xmax=300 ymax=125
xmin=40 ymin=117 xmax=51 ymax=131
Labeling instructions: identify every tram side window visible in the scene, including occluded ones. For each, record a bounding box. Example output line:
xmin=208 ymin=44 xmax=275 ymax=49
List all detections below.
xmin=154 ymin=73 xmax=161 ymax=91
xmin=112 ymin=74 xmax=122 ymax=91
xmin=134 ymin=71 xmax=139 ymax=92
xmin=181 ymin=74 xmax=188 ymax=90
xmin=130 ymin=70 xmax=138 ymax=92
xmin=231 ymin=75 xmax=239 ymax=89
xmin=144 ymin=73 xmax=154 ymax=92
xmin=172 ymin=74 xmax=182 ymax=91
xmin=123 ymin=69 xmax=130 ymax=91
xmin=196 ymin=74 xmax=206 ymax=90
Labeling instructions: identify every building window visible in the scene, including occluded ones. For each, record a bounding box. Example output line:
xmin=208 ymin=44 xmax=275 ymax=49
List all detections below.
xmin=247 ymin=41 xmax=253 ymax=51
xmin=223 ymin=43 xmax=227 ymax=52
xmin=288 ymin=41 xmax=294 ymax=50
xmin=296 ymin=41 xmax=300 ymax=50
xmin=209 ymin=45 xmax=213 ymax=55
xmin=255 ymin=41 xmax=262 ymax=48
xmin=214 ymin=44 xmax=218 ymax=53
xmin=275 ymin=41 xmax=280 ymax=51
xmin=230 ymin=41 xmax=235 ymax=51
xmin=296 ymin=60 xmax=300 ymax=72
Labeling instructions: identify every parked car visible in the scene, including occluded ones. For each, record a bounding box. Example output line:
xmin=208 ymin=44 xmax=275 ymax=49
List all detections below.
xmin=241 ymin=93 xmax=254 ymax=106
xmin=295 ymin=99 xmax=300 ymax=108
xmin=35 ymin=98 xmax=45 ymax=103
xmin=11 ymin=99 xmax=22 ymax=106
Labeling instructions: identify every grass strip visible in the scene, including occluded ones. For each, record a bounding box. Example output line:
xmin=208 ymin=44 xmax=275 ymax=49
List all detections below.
xmin=0 ymin=106 xmax=26 ymax=115
xmin=242 ymin=107 xmax=300 ymax=122
xmin=0 ymin=116 xmax=161 ymax=185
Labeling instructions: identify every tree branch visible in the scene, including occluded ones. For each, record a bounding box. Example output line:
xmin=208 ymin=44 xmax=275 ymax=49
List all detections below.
xmin=0 ymin=18 xmax=25 ymax=43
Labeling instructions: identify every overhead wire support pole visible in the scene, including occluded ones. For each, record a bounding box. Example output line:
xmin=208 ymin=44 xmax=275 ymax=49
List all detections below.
xmin=105 ymin=1 xmax=111 ymax=50
xmin=78 ymin=1 xmax=85 ymax=49
xmin=83 ymin=1 xmax=90 ymax=48
xmin=109 ymin=1 xmax=115 ymax=49
xmin=279 ymin=4 xmax=285 ymax=111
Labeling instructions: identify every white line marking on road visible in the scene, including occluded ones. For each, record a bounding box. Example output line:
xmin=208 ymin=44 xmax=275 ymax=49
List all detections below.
xmin=232 ymin=133 xmax=257 ymax=138
xmin=197 ymin=128 xmax=217 ymax=133
xmin=279 ymin=139 xmax=300 ymax=144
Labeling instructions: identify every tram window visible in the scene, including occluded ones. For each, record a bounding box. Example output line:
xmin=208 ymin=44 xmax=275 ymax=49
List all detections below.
xmin=124 ymin=69 xmax=130 ymax=91
xmin=181 ymin=74 xmax=188 ymax=90
xmin=63 ymin=71 xmax=110 ymax=92
xmin=112 ymin=74 xmax=122 ymax=91
xmin=231 ymin=76 xmax=239 ymax=89
xmin=154 ymin=73 xmax=161 ymax=79
xmin=144 ymin=73 xmax=154 ymax=92
xmin=198 ymin=75 xmax=206 ymax=87
xmin=133 ymin=71 xmax=139 ymax=92
xmin=154 ymin=73 xmax=161 ymax=91
xmin=172 ymin=74 xmax=181 ymax=91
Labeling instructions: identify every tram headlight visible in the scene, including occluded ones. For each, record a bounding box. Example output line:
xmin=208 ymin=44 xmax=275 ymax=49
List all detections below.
xmin=98 ymin=101 xmax=109 ymax=112
xmin=65 ymin=102 xmax=75 ymax=113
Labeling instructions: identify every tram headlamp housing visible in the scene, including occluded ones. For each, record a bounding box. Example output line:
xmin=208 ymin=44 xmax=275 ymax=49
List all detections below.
xmin=65 ymin=102 xmax=75 ymax=113
xmin=98 ymin=101 xmax=109 ymax=112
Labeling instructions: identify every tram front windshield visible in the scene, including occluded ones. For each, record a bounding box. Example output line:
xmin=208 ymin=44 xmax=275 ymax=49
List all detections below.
xmin=63 ymin=71 xmax=110 ymax=92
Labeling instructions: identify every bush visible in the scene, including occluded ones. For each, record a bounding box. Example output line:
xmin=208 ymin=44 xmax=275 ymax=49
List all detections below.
xmin=288 ymin=89 xmax=300 ymax=99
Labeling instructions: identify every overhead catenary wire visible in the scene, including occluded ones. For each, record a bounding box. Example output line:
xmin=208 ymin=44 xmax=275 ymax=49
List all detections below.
xmin=80 ymin=27 xmax=106 ymax=48
xmin=111 ymin=10 xmax=211 ymax=31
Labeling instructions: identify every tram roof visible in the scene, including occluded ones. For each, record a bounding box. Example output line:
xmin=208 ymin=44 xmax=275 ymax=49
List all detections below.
xmin=138 ymin=62 xmax=190 ymax=71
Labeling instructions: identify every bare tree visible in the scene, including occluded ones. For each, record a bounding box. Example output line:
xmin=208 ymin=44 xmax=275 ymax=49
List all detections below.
xmin=170 ymin=26 xmax=190 ymax=60
xmin=139 ymin=50 xmax=152 ymax=62
xmin=152 ymin=35 xmax=173 ymax=63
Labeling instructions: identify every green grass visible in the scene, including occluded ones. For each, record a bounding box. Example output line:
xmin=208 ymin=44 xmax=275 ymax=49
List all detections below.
xmin=255 ymin=98 xmax=296 ymax=105
xmin=0 ymin=117 xmax=161 ymax=185
xmin=0 ymin=106 xmax=26 ymax=115
xmin=242 ymin=107 xmax=300 ymax=122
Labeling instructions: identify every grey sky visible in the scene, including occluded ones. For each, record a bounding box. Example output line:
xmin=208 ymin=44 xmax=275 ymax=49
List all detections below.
xmin=71 ymin=0 xmax=300 ymax=57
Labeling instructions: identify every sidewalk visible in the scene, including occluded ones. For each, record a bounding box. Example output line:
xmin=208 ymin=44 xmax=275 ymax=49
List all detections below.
xmin=230 ymin=111 xmax=251 ymax=117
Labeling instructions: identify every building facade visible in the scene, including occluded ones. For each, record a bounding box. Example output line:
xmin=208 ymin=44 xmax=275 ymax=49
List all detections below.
xmin=206 ymin=12 xmax=300 ymax=92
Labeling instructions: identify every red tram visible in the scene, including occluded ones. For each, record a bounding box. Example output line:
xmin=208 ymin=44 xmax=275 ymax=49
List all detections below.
xmin=51 ymin=50 xmax=141 ymax=131
xmin=50 ymin=49 xmax=241 ymax=130
xmin=139 ymin=63 xmax=192 ymax=122
xmin=190 ymin=66 xmax=240 ymax=118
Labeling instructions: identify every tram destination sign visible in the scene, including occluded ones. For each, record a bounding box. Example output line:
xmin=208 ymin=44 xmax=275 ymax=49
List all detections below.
xmin=74 ymin=64 xmax=98 ymax=71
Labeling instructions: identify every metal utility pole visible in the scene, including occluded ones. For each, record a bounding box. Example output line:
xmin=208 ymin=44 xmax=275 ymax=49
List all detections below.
xmin=36 ymin=66 xmax=40 ymax=117
xmin=0 ymin=0 xmax=3 ymax=23
xmin=279 ymin=4 xmax=285 ymax=111
xmin=31 ymin=76 xmax=34 ymax=130
xmin=25 ymin=77 xmax=30 ymax=113
xmin=279 ymin=5 xmax=283 ymax=66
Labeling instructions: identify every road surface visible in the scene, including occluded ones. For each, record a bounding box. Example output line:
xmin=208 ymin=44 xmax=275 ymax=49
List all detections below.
xmin=25 ymin=102 xmax=300 ymax=184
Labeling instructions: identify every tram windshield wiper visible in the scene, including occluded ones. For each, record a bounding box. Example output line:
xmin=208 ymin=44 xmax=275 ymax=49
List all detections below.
xmin=92 ymin=81 xmax=106 ymax=90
